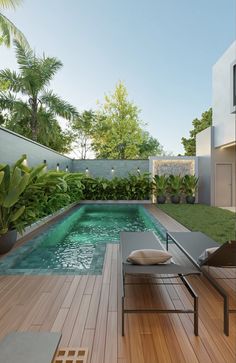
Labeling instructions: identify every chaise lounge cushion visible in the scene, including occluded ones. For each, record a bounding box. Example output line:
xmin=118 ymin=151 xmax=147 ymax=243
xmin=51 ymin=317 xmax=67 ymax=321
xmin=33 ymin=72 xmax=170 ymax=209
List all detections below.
xmin=127 ymin=249 xmax=172 ymax=265
xmin=198 ymin=247 xmax=219 ymax=264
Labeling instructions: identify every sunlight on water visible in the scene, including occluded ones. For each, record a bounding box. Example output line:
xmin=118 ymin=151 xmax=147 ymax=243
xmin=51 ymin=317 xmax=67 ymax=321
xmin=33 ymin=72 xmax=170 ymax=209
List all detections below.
xmin=11 ymin=205 xmax=166 ymax=272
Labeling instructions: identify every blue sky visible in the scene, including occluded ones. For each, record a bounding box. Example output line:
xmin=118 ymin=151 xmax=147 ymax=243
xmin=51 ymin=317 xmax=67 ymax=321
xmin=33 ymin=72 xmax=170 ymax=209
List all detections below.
xmin=1 ymin=0 xmax=235 ymax=154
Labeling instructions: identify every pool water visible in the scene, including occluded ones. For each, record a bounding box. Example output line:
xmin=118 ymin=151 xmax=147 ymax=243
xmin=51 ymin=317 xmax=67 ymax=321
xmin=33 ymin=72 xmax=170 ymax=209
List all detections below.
xmin=0 ymin=205 xmax=166 ymax=275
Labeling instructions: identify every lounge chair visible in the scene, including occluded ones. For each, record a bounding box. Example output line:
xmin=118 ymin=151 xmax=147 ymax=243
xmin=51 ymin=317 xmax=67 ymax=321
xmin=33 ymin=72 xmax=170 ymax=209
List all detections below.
xmin=166 ymin=231 xmax=236 ymax=335
xmin=120 ymin=231 xmax=200 ymax=336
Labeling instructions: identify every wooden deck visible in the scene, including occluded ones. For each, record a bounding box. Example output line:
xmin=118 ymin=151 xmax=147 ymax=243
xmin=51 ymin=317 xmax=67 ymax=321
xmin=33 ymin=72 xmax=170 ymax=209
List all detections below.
xmin=0 ymin=206 xmax=235 ymax=362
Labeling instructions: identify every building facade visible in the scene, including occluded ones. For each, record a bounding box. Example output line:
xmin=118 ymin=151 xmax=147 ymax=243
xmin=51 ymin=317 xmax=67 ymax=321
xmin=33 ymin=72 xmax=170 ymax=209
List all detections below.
xmin=197 ymin=41 xmax=236 ymax=207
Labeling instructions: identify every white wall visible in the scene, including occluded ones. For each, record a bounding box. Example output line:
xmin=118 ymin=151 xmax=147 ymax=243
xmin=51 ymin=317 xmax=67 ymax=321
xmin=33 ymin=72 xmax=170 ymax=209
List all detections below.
xmin=212 ymin=41 xmax=236 ymax=147
xmin=212 ymin=145 xmax=236 ymax=207
xmin=196 ymin=127 xmax=213 ymax=205
xmin=0 ymin=126 xmax=72 ymax=170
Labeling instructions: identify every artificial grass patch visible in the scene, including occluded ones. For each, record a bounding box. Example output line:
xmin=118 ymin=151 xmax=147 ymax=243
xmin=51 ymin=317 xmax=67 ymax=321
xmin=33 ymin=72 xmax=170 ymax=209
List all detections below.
xmin=158 ymin=204 xmax=236 ymax=244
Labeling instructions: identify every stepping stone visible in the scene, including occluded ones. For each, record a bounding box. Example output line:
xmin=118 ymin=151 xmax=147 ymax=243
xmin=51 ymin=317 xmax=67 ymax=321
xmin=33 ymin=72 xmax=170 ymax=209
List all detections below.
xmin=0 ymin=332 xmax=61 ymax=363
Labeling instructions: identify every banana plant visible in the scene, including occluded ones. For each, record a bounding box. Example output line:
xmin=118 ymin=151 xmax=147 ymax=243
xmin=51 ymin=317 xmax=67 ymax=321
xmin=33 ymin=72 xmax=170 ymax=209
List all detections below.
xmin=0 ymin=154 xmax=30 ymax=235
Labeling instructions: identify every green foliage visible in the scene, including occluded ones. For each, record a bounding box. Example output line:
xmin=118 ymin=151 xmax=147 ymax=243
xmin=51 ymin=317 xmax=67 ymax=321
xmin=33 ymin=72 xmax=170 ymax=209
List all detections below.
xmin=138 ymin=131 xmax=164 ymax=158
xmin=71 ymin=110 xmax=96 ymax=159
xmin=168 ymin=175 xmax=183 ymax=196
xmin=82 ymin=173 xmax=151 ymax=200
xmin=17 ymin=170 xmax=84 ymax=227
xmin=0 ymin=0 xmax=28 ymax=47
xmin=182 ymin=175 xmax=199 ymax=196
xmin=63 ymin=173 xmax=84 ymax=202
xmin=0 ymin=156 xmax=85 ymax=235
xmin=92 ymin=81 xmax=143 ymax=159
xmin=158 ymin=204 xmax=235 ymax=244
xmin=0 ymin=155 xmax=34 ymax=235
xmin=90 ymin=82 xmax=164 ymax=159
xmin=153 ymin=175 xmax=169 ymax=197
xmin=181 ymin=108 xmax=212 ymax=156
xmin=0 ymin=41 xmax=78 ymax=152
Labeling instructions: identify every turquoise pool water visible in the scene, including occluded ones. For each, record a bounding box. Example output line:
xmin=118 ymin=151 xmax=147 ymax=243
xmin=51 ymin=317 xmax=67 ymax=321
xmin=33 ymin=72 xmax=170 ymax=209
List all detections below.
xmin=0 ymin=204 xmax=166 ymax=275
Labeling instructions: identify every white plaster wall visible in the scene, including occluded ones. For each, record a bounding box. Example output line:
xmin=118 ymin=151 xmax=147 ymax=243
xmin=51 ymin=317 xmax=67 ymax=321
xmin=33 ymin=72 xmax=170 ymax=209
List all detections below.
xmin=196 ymin=127 xmax=213 ymax=204
xmin=212 ymin=146 xmax=236 ymax=207
xmin=0 ymin=126 xmax=72 ymax=170
xmin=212 ymin=41 xmax=236 ymax=147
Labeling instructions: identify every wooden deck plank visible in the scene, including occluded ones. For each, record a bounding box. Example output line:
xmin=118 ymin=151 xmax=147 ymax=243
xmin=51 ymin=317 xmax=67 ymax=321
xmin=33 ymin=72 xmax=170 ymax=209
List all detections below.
xmin=69 ymin=293 xmax=91 ymax=346
xmin=61 ymin=276 xmax=81 ymax=308
xmin=51 ymin=308 xmax=69 ymax=333
xmin=85 ymin=276 xmax=102 ymax=329
xmin=60 ymin=275 xmax=88 ymax=346
xmin=0 ymin=204 xmax=235 ymax=363
xmin=81 ymin=329 xmax=95 ymax=363
xmin=104 ymin=312 xmax=117 ymax=363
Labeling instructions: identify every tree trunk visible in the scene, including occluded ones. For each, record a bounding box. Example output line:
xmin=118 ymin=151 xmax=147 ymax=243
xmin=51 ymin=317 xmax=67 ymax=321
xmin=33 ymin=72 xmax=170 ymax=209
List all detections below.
xmin=30 ymin=98 xmax=38 ymax=141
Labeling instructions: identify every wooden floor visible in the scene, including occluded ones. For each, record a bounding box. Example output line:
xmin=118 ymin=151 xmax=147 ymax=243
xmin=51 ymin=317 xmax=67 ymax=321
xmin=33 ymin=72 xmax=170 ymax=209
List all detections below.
xmin=0 ymin=206 xmax=235 ymax=363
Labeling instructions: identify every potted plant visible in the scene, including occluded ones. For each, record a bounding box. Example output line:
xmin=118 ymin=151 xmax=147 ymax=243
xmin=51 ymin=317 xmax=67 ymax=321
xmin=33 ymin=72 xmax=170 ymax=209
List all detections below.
xmin=0 ymin=155 xmax=31 ymax=254
xmin=183 ymin=175 xmax=199 ymax=204
xmin=153 ymin=175 xmax=168 ymax=204
xmin=168 ymin=175 xmax=183 ymax=204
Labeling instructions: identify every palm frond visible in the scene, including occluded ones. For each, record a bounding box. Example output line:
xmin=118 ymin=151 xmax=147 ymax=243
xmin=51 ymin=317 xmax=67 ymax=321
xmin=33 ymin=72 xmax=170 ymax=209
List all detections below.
xmin=13 ymin=42 xmax=63 ymax=94
xmin=0 ymin=91 xmax=29 ymax=112
xmin=0 ymin=13 xmax=28 ymax=47
xmin=39 ymin=56 xmax=63 ymax=87
xmin=14 ymin=40 xmax=34 ymax=68
xmin=0 ymin=69 xmax=22 ymax=92
xmin=0 ymin=0 xmax=22 ymax=9
xmin=41 ymin=91 xmax=79 ymax=120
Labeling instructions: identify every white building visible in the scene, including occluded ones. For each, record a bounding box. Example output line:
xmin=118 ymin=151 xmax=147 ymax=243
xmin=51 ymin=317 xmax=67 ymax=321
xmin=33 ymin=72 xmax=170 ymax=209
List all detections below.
xmin=196 ymin=41 xmax=236 ymax=208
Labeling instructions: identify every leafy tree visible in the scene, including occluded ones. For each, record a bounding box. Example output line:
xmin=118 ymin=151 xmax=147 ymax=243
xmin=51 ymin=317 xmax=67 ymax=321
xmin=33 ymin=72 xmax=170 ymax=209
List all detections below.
xmin=138 ymin=131 xmax=164 ymax=158
xmin=92 ymin=81 xmax=144 ymax=159
xmin=181 ymin=108 xmax=212 ymax=155
xmin=0 ymin=41 xmax=78 ymax=152
xmin=0 ymin=0 xmax=28 ymax=47
xmin=71 ymin=110 xmax=96 ymax=159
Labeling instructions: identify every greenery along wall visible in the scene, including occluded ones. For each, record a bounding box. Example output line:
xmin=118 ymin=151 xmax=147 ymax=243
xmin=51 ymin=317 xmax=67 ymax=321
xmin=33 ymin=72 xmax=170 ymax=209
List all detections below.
xmin=0 ymin=156 xmax=152 ymax=236
xmin=0 ymin=156 xmax=199 ymax=237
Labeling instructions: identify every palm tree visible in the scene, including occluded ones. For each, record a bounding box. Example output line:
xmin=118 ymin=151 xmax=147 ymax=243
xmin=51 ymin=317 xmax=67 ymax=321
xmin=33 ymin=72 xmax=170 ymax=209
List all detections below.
xmin=0 ymin=0 xmax=28 ymax=47
xmin=0 ymin=41 xmax=79 ymax=142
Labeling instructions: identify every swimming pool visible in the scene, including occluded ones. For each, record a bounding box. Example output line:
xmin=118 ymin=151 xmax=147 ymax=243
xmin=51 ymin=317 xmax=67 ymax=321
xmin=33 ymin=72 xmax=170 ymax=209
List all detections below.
xmin=0 ymin=204 xmax=166 ymax=275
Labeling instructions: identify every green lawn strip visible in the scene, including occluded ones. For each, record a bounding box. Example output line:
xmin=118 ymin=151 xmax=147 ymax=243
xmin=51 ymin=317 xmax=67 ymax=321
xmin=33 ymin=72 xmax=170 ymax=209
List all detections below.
xmin=158 ymin=204 xmax=236 ymax=244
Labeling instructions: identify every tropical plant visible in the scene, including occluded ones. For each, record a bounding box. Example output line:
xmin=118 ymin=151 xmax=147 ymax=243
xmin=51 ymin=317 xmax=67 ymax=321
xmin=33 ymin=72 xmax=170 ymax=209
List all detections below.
xmin=63 ymin=173 xmax=85 ymax=202
xmin=81 ymin=173 xmax=151 ymax=200
xmin=125 ymin=173 xmax=151 ymax=200
xmin=153 ymin=175 xmax=169 ymax=197
xmin=153 ymin=175 xmax=169 ymax=203
xmin=0 ymin=41 xmax=78 ymax=151
xmin=16 ymin=170 xmax=84 ymax=226
xmin=0 ymin=0 xmax=28 ymax=47
xmin=168 ymin=175 xmax=183 ymax=203
xmin=0 ymin=154 xmax=31 ymax=235
xmin=182 ymin=175 xmax=199 ymax=197
xmin=0 ymin=154 xmax=86 ymax=242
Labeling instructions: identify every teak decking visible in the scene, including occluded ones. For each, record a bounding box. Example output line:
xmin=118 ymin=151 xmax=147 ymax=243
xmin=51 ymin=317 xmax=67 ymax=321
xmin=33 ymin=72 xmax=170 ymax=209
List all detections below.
xmin=0 ymin=206 xmax=235 ymax=363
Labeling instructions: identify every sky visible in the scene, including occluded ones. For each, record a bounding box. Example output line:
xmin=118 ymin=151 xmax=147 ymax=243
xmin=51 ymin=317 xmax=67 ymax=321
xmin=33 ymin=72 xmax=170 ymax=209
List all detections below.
xmin=0 ymin=0 xmax=235 ymax=155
